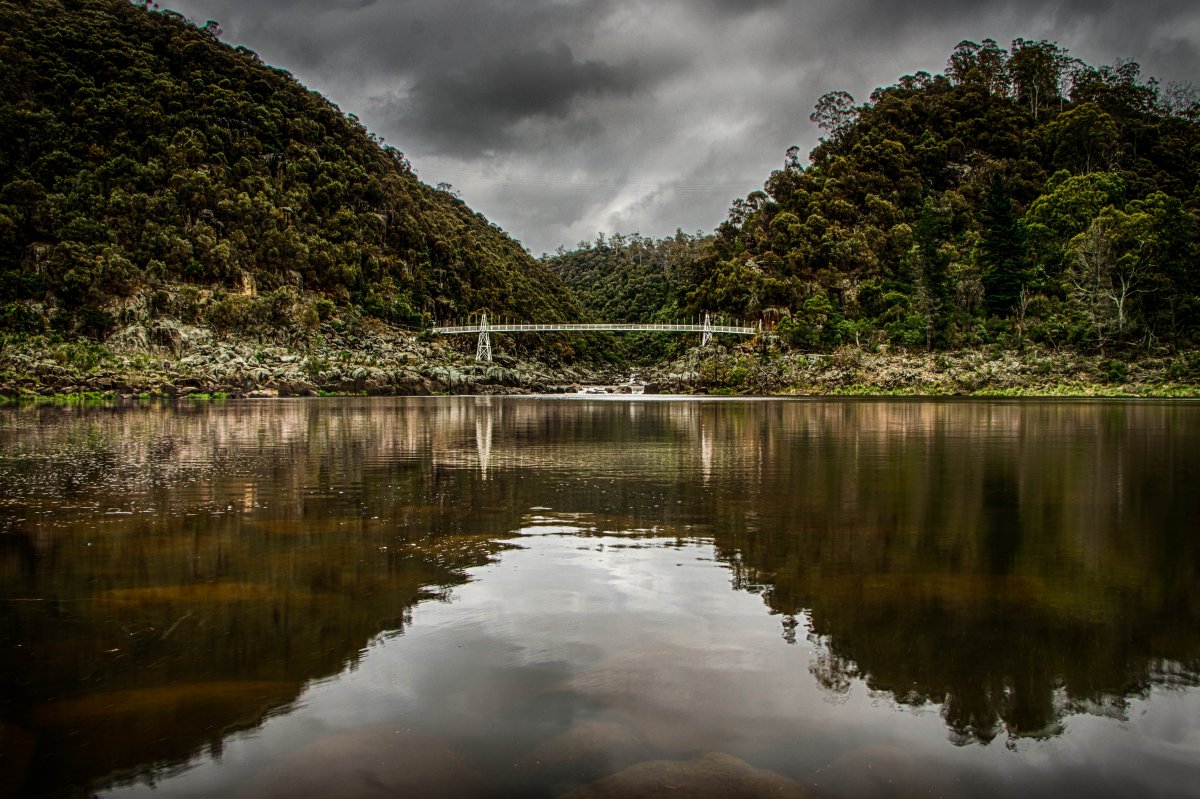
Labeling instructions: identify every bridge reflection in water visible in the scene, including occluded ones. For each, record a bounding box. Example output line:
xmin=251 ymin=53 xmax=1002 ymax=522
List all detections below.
xmin=431 ymin=313 xmax=760 ymax=360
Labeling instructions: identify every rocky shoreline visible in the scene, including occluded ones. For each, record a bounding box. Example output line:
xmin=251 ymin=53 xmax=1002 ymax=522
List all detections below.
xmin=1 ymin=321 xmax=1198 ymax=400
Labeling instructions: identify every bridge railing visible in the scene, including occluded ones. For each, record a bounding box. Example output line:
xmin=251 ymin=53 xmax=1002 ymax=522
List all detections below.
xmin=431 ymin=322 xmax=758 ymax=335
xmin=430 ymin=314 xmax=760 ymax=361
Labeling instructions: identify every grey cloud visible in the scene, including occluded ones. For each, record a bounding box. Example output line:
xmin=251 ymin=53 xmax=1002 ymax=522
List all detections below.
xmin=160 ymin=0 xmax=1199 ymax=254
xmin=394 ymin=43 xmax=646 ymax=156
xmin=701 ymin=0 xmax=786 ymax=17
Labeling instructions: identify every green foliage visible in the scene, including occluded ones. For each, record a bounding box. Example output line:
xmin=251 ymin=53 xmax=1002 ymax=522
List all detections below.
xmin=669 ymin=39 xmax=1200 ymax=355
xmin=0 ymin=0 xmax=584 ymax=340
xmin=543 ymin=231 xmax=708 ymax=361
xmin=0 ymin=303 xmax=44 ymax=333
xmin=977 ymin=175 xmax=1029 ymax=316
xmin=1100 ymin=358 xmax=1128 ymax=383
xmin=204 ymin=287 xmax=321 ymax=339
xmin=313 ymin=297 xmax=336 ymax=321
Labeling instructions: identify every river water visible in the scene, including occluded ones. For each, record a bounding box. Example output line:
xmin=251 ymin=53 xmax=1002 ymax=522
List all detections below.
xmin=1 ymin=397 xmax=1197 ymax=798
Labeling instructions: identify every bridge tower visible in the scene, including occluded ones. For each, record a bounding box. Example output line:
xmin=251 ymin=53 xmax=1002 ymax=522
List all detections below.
xmin=476 ymin=313 xmax=492 ymax=362
xmin=701 ymin=312 xmax=713 ymax=347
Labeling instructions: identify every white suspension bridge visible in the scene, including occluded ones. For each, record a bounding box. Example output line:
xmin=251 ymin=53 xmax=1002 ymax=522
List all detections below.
xmin=431 ymin=313 xmax=760 ymax=361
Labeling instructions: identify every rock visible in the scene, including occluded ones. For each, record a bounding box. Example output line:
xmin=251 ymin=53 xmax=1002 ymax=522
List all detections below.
xmin=158 ymin=382 xmax=178 ymax=397
xmin=519 ymin=721 xmax=649 ymax=787
xmin=642 ymin=383 xmax=660 ymax=395
xmin=246 ymin=389 xmax=278 ymax=398
xmin=276 ymin=380 xmax=316 ymax=397
xmin=561 ymin=752 xmax=809 ymax=799
xmin=235 ymin=727 xmax=486 ymax=799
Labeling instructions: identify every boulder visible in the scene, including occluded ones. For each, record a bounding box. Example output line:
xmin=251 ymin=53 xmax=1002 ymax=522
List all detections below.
xmin=519 ymin=721 xmax=649 ymax=787
xmin=235 ymin=728 xmax=485 ymax=799
xmin=561 ymin=752 xmax=809 ymax=799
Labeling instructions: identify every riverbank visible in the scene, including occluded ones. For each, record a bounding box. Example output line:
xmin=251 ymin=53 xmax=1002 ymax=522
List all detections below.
xmin=643 ymin=344 xmax=1200 ymax=398
xmin=1 ymin=322 xmax=1197 ymax=399
xmin=0 ymin=321 xmax=598 ymax=399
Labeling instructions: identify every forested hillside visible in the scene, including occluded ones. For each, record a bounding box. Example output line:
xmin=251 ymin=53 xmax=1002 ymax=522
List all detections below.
xmin=544 ymin=231 xmax=710 ymax=360
xmin=0 ymin=0 xmax=585 ymax=341
xmin=677 ymin=40 xmax=1200 ymax=353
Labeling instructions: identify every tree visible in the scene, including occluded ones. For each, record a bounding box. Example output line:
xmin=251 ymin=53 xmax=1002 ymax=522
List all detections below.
xmin=1121 ymin=193 xmax=1199 ymax=349
xmin=810 ymin=91 xmax=857 ymax=141
xmin=977 ymin=175 xmax=1028 ymax=317
xmin=1024 ymin=171 xmax=1124 ymax=284
xmin=976 ymin=39 xmax=1012 ymax=96
xmin=946 ymin=40 xmax=983 ymax=87
xmin=946 ymin=39 xmax=1010 ymax=94
xmin=1042 ymin=103 xmax=1118 ymax=174
xmin=1067 ymin=211 xmax=1141 ymax=351
xmin=1009 ymin=39 xmax=1070 ymax=119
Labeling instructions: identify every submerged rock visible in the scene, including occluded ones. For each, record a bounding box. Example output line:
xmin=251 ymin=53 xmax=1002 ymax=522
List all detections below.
xmin=561 ymin=751 xmax=809 ymax=798
xmin=234 ymin=727 xmax=486 ymax=799
xmin=519 ymin=721 xmax=650 ymax=788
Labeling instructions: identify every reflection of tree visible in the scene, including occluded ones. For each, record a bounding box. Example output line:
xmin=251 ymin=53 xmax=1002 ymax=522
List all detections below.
xmin=707 ymin=401 xmax=1200 ymax=745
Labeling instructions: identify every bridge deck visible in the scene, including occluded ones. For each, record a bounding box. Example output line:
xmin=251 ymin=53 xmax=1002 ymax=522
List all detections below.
xmin=431 ymin=322 xmax=757 ymax=335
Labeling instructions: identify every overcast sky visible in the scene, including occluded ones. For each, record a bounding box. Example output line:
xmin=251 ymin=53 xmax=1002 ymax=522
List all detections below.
xmin=162 ymin=0 xmax=1200 ymax=255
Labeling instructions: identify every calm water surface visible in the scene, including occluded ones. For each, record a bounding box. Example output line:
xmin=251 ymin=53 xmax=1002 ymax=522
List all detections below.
xmin=1 ymin=397 xmax=1197 ymax=798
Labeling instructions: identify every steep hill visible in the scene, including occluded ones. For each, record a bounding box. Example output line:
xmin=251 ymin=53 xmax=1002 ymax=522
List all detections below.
xmin=677 ymin=39 xmax=1200 ymax=353
xmin=0 ymin=0 xmax=586 ymax=341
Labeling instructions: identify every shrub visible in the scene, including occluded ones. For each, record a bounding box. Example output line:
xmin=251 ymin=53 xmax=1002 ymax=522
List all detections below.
xmin=1101 ymin=358 xmax=1128 ymax=384
xmin=314 ymin=297 xmax=336 ymax=321
xmin=0 ymin=303 xmax=44 ymax=333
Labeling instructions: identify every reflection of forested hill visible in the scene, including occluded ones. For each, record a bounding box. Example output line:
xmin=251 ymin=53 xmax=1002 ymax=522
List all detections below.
xmin=1 ymin=398 xmax=1197 ymax=794
xmin=0 ymin=400 xmax=535 ymax=795
xmin=703 ymin=401 xmax=1200 ymax=744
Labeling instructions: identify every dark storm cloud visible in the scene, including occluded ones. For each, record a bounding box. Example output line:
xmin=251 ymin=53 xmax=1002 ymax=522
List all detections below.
xmin=161 ymin=0 xmax=1200 ymax=254
xmin=701 ymin=0 xmax=786 ymax=17
xmin=391 ymin=43 xmax=648 ymax=157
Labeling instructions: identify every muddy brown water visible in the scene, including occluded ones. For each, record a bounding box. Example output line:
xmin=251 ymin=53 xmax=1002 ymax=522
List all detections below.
xmin=1 ymin=396 xmax=1197 ymax=798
